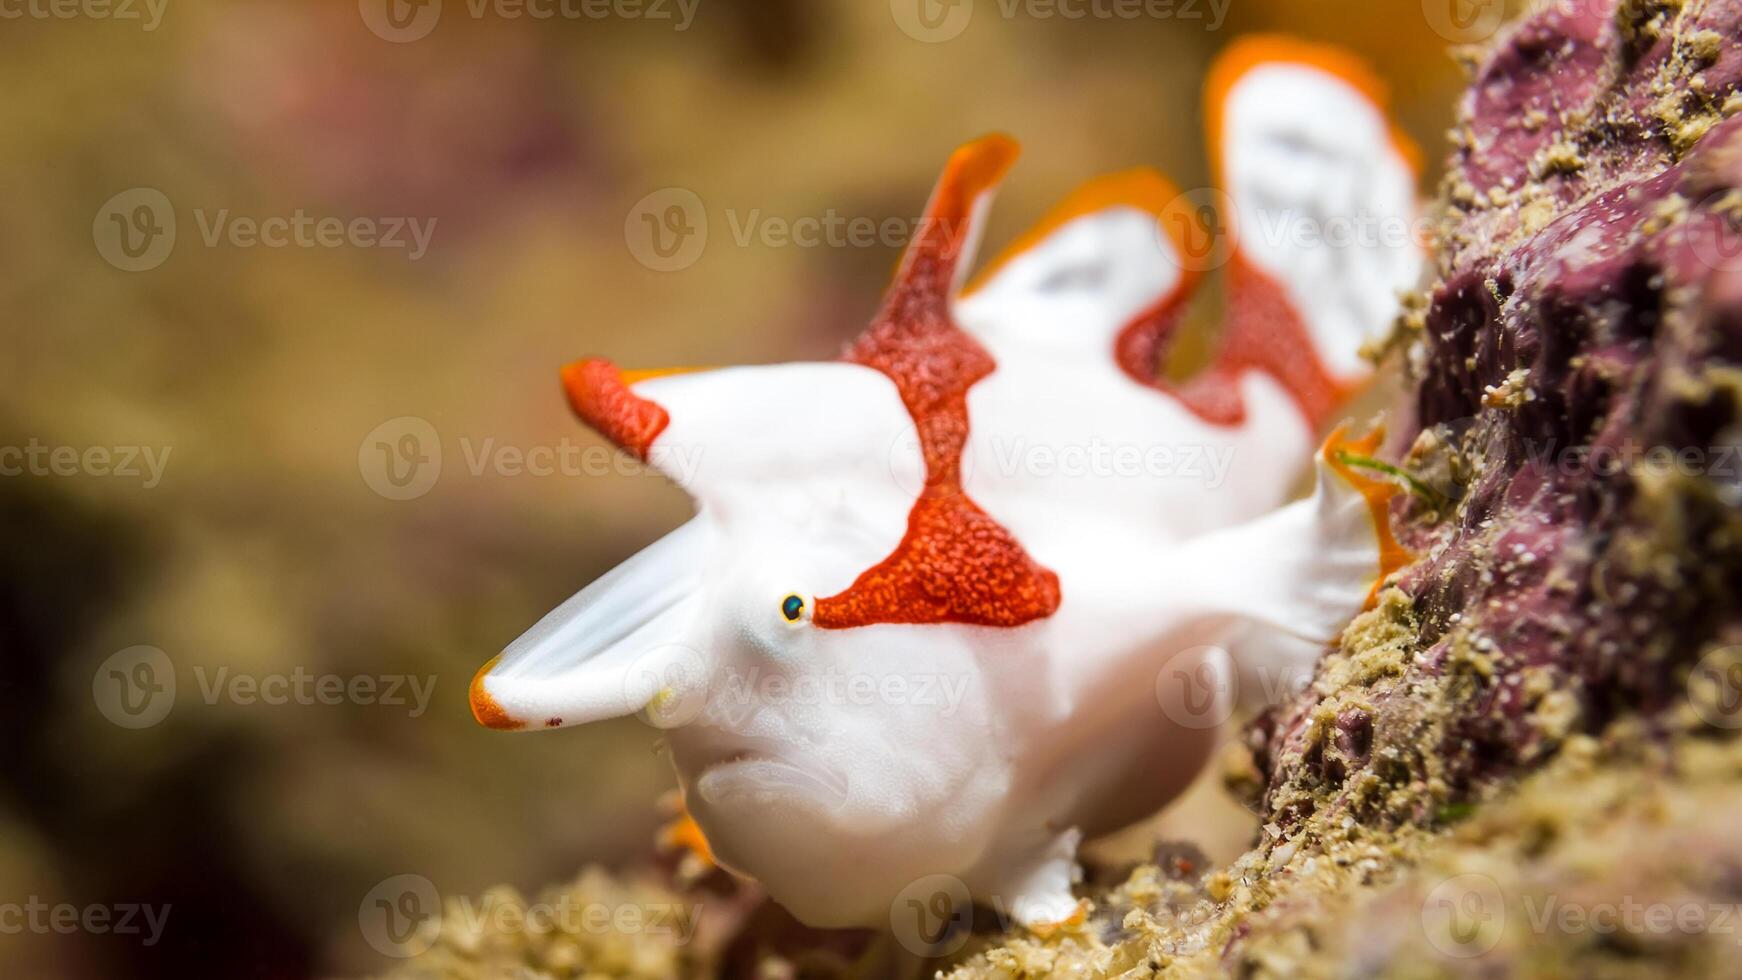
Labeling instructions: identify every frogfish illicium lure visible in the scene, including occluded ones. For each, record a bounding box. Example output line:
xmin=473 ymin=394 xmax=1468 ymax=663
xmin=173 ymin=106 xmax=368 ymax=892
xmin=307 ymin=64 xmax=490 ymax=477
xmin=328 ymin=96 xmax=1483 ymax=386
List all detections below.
xmin=470 ymin=37 xmax=1422 ymax=931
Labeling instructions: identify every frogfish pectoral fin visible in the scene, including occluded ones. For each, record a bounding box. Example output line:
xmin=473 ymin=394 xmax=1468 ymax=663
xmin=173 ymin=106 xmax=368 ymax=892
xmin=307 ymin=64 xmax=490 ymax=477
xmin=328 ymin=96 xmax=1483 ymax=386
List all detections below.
xmin=1166 ymin=425 xmax=1413 ymax=643
xmin=470 ymin=517 xmax=712 ymax=732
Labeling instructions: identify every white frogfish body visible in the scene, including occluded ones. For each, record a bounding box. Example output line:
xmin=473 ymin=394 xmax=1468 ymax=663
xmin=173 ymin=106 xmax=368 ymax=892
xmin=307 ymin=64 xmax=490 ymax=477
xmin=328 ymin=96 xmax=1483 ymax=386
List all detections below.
xmin=470 ymin=37 xmax=1422 ymax=933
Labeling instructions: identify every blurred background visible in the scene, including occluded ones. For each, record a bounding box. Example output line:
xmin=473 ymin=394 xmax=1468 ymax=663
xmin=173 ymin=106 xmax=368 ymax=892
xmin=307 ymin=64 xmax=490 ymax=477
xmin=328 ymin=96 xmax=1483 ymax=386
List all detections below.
xmin=1 ymin=0 xmax=1481 ymax=975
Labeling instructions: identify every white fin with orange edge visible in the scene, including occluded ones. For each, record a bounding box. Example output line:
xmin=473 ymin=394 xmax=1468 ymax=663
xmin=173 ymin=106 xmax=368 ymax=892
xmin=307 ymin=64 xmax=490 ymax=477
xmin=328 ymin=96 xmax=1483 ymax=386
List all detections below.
xmin=954 ymin=168 xmax=1191 ymax=358
xmin=470 ymin=518 xmax=712 ymax=732
xmin=1166 ymin=427 xmax=1412 ymax=643
xmin=1210 ymin=36 xmax=1423 ymax=385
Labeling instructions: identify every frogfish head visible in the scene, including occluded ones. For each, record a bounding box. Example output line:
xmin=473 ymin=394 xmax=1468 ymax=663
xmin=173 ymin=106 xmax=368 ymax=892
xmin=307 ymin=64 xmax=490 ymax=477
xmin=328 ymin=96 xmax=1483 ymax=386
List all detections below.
xmin=470 ymin=360 xmax=1020 ymax=922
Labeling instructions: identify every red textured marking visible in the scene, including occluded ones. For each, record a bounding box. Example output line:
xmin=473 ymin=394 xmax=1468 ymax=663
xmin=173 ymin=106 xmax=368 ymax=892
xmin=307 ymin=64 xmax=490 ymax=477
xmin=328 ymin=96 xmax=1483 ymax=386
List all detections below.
xmin=1205 ymin=259 xmax=1347 ymax=428
xmin=814 ymin=135 xmax=1062 ymax=629
xmin=1113 ymin=258 xmax=1346 ymax=429
xmin=1112 ymin=283 xmax=1241 ymax=426
xmin=561 ymin=358 xmax=669 ymax=462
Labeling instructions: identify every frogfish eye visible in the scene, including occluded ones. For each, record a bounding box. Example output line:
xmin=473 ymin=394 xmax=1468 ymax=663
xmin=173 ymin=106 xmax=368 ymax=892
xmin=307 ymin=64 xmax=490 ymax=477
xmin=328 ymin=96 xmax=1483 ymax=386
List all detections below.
xmin=780 ymin=594 xmax=807 ymax=623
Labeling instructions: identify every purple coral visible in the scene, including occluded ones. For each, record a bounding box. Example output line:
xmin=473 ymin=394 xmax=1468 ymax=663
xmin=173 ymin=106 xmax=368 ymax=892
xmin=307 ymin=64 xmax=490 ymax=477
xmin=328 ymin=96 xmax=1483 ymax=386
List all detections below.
xmin=1257 ymin=0 xmax=1742 ymax=828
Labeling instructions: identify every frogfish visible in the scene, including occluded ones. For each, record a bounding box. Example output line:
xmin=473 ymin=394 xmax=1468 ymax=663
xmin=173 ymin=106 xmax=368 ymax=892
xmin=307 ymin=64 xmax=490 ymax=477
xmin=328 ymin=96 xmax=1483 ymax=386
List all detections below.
xmin=470 ymin=37 xmax=1422 ymax=933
